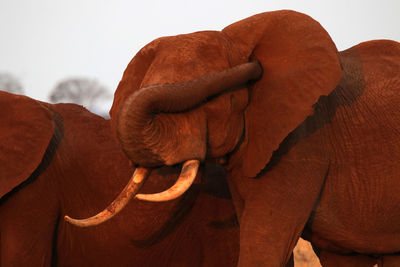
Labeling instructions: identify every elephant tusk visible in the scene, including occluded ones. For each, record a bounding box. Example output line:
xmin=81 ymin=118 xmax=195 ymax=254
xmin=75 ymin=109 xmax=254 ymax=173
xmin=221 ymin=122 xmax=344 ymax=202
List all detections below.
xmin=135 ymin=159 xmax=200 ymax=202
xmin=64 ymin=167 xmax=150 ymax=227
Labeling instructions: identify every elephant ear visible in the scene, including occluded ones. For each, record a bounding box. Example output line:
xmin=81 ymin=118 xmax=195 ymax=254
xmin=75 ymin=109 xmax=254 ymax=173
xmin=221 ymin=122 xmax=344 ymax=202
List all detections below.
xmin=223 ymin=10 xmax=342 ymax=178
xmin=109 ymin=39 xmax=159 ymax=131
xmin=0 ymin=92 xmax=54 ymax=198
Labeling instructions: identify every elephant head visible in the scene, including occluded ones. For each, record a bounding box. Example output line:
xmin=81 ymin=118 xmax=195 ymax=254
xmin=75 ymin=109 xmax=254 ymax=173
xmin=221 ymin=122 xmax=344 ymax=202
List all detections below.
xmin=65 ymin=10 xmax=342 ymax=226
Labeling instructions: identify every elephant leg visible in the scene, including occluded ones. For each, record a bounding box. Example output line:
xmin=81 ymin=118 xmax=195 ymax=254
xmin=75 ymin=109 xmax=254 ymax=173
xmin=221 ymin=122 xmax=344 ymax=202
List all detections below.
xmin=232 ymin=157 xmax=330 ymax=266
xmin=379 ymin=255 xmax=400 ymax=267
xmin=319 ymin=250 xmax=378 ymax=266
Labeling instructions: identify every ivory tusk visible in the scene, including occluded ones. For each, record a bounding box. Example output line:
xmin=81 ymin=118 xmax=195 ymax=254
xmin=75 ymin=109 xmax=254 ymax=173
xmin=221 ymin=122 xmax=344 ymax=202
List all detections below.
xmin=64 ymin=167 xmax=150 ymax=227
xmin=135 ymin=160 xmax=200 ymax=202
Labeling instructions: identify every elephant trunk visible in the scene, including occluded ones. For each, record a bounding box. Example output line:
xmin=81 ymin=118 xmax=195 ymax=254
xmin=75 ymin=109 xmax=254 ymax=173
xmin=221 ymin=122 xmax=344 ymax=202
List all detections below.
xmin=117 ymin=61 xmax=262 ymax=167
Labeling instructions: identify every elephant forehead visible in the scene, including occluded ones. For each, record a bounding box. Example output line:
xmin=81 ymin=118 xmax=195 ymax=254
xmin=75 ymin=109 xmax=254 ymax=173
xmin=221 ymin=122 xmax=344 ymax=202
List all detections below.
xmin=140 ymin=31 xmax=241 ymax=86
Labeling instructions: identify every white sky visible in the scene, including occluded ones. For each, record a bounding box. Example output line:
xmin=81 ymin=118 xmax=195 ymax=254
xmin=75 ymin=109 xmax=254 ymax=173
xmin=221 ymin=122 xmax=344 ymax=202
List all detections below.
xmin=0 ymin=0 xmax=399 ymax=112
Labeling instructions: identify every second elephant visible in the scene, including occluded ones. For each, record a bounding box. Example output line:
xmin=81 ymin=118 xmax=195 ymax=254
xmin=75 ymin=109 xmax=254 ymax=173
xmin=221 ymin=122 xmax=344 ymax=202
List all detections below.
xmin=0 ymin=91 xmax=239 ymax=266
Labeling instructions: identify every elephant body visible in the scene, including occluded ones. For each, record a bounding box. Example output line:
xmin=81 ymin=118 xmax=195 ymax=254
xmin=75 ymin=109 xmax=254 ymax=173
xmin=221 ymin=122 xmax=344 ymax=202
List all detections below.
xmin=306 ymin=40 xmax=400 ymax=265
xmin=100 ymin=10 xmax=400 ymax=266
xmin=0 ymin=92 xmax=239 ymax=266
xmin=226 ymin=39 xmax=400 ymax=266
xmin=309 ymin=41 xmax=400 ymax=250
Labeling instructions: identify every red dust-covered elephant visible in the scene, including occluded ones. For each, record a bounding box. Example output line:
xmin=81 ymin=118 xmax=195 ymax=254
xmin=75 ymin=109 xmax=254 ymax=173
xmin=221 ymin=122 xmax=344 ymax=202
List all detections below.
xmin=0 ymin=91 xmax=239 ymax=266
xmin=66 ymin=10 xmax=400 ymax=266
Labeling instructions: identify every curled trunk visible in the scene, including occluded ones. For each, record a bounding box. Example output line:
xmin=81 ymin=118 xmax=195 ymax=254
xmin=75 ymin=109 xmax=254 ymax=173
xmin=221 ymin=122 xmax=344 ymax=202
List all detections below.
xmin=117 ymin=61 xmax=262 ymax=167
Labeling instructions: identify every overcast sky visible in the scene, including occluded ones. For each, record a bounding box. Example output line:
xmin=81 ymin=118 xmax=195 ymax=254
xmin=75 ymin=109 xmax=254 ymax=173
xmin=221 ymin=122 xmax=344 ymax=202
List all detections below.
xmin=0 ymin=0 xmax=399 ymax=112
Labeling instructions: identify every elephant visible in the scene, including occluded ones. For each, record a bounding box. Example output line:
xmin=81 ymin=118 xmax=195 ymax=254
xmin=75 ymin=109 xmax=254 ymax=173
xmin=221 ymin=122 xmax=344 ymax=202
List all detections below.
xmin=65 ymin=10 xmax=400 ymax=266
xmin=0 ymin=91 xmax=239 ymax=266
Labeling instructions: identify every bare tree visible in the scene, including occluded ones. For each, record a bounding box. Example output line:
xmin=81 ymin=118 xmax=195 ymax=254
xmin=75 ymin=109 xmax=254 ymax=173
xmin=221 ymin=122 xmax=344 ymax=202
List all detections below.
xmin=0 ymin=73 xmax=24 ymax=94
xmin=49 ymin=78 xmax=112 ymax=116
